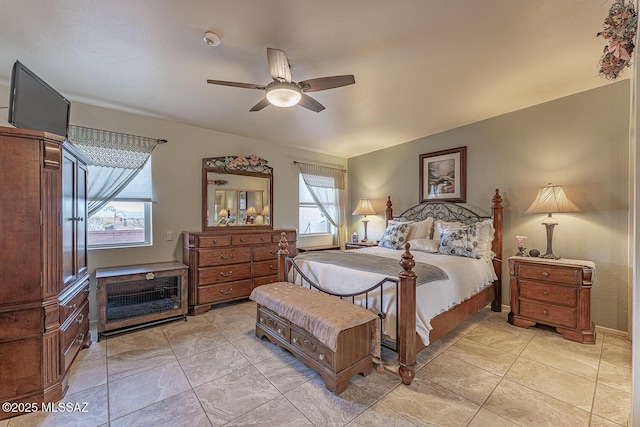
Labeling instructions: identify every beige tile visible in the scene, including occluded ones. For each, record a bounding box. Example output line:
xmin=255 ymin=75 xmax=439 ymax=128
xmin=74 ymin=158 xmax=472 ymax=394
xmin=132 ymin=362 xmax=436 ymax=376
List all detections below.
xmin=519 ymin=333 xmax=601 ymax=380
xmin=601 ymin=336 xmax=632 ymax=369
xmin=224 ymin=395 xmax=313 ymax=427
xmin=6 ymin=384 xmax=109 ymax=427
xmin=350 ymin=367 xmax=402 ymax=400
xmin=205 ymin=310 xmax=256 ymax=342
xmin=597 ymin=360 xmax=632 ymax=393
xmin=380 ymin=377 xmax=479 ymax=426
xmin=467 ymin=408 xmax=519 ymax=427
xmin=347 ymin=401 xmax=418 ymax=426
xmin=417 ymin=354 xmax=501 ymax=405
xmin=464 ymin=320 xmax=534 ymax=354
xmin=231 ymin=334 xmax=290 ymax=364
xmin=108 ymin=361 xmax=191 ymax=420
xmin=106 ymin=327 xmax=170 ymax=356
xmin=285 ymin=376 xmax=377 ymax=427
xmin=194 ymin=365 xmax=281 ymax=426
xmin=589 ymin=413 xmax=627 ymax=426
xmin=592 ymin=382 xmax=631 ymax=425
xmin=65 ymin=344 xmax=108 ymax=395
xmin=505 ymin=358 xmax=596 ymax=411
xmin=110 ymin=389 xmax=211 ymax=427
xmin=161 ymin=315 xmax=229 ymax=359
xmin=178 ymin=342 xmax=251 ymax=387
xmin=483 ymin=379 xmax=591 ymax=426
xmin=253 ymin=351 xmax=319 ymax=393
xmin=445 ymin=337 xmax=518 ymax=376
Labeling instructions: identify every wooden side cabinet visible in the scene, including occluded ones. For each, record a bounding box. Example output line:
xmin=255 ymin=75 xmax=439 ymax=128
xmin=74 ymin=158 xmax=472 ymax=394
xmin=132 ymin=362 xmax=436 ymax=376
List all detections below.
xmin=508 ymin=256 xmax=595 ymax=344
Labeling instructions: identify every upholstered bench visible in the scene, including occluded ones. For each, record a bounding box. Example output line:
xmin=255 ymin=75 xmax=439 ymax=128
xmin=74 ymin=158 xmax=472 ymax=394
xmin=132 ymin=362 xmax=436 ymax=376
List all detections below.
xmin=250 ymin=282 xmax=379 ymax=394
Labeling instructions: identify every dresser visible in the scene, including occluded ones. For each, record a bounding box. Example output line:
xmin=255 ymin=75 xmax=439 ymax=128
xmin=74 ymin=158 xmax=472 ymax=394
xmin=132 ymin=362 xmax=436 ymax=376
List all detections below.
xmin=182 ymin=229 xmax=296 ymax=315
xmin=0 ymin=127 xmax=90 ymax=419
xmin=508 ymin=256 xmax=595 ymax=344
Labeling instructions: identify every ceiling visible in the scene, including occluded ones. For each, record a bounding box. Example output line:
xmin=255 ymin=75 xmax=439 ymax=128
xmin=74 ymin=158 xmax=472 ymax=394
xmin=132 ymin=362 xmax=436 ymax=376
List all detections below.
xmin=0 ymin=0 xmax=623 ymax=158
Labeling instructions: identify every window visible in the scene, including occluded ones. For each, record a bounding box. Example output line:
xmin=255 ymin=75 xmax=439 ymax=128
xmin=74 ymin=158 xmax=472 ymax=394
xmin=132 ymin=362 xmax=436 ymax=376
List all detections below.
xmin=299 ymin=174 xmax=334 ymax=235
xmin=88 ymin=161 xmax=153 ymax=248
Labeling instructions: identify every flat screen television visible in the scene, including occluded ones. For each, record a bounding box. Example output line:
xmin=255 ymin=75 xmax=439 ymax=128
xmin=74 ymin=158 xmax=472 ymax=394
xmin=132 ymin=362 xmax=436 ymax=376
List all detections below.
xmin=8 ymin=61 xmax=70 ymax=138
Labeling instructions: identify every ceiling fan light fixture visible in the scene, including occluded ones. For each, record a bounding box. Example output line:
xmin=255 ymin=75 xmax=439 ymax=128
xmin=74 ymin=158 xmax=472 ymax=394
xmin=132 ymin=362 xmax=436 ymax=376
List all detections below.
xmin=266 ymin=82 xmax=302 ymax=107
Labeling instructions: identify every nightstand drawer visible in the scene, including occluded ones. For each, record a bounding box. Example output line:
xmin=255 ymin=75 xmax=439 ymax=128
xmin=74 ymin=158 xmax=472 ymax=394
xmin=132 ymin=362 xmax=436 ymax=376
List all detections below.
xmin=518 ymin=264 xmax=581 ymax=284
xmin=519 ymin=300 xmax=576 ymax=329
xmin=519 ymin=280 xmax=577 ymax=307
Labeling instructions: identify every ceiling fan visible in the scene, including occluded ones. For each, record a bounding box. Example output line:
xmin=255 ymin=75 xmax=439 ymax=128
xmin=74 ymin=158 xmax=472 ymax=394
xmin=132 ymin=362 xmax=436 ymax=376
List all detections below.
xmin=207 ymin=48 xmax=355 ymax=112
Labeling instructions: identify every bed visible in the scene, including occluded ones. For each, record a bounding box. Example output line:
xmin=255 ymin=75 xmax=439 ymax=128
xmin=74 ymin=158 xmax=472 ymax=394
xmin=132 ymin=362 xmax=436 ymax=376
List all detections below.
xmin=275 ymin=189 xmax=503 ymax=385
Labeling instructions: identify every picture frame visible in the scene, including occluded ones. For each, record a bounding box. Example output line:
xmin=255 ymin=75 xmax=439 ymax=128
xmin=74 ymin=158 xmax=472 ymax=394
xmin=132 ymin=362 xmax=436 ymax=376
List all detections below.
xmin=419 ymin=146 xmax=467 ymax=203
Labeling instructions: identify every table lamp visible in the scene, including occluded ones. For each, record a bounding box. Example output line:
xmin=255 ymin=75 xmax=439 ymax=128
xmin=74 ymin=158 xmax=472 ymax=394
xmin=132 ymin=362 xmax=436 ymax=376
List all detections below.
xmin=352 ymin=198 xmax=377 ymax=242
xmin=525 ymin=183 xmax=579 ymax=259
xmin=245 ymin=206 xmax=258 ymax=224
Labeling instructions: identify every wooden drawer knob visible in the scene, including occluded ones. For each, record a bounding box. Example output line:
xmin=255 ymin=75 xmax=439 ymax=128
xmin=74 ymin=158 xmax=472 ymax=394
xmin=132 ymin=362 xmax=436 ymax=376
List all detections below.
xmin=541 ymin=271 xmax=549 ymax=277
xmin=542 ymin=290 xmax=549 ymax=296
xmin=220 ymin=271 xmax=233 ymax=278
xmin=220 ymin=288 xmax=233 ymax=295
xmin=292 ymin=337 xmax=297 ymax=343
xmin=277 ymin=328 xmax=282 ymax=334
xmin=220 ymin=254 xmax=234 ymax=260
xmin=318 ymin=354 xmax=325 ymax=360
xmin=75 ymin=333 xmax=85 ymax=345
xmin=76 ymin=314 xmax=84 ymax=324
xmin=542 ymin=309 xmax=548 ymax=315
xmin=259 ymin=317 xmax=264 ymax=323
xmin=66 ymin=303 xmax=77 ymax=310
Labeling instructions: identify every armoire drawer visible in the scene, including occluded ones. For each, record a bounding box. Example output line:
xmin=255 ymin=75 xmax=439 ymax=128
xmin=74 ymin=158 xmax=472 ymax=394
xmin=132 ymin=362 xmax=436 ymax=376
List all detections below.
xmin=60 ymin=300 xmax=89 ymax=353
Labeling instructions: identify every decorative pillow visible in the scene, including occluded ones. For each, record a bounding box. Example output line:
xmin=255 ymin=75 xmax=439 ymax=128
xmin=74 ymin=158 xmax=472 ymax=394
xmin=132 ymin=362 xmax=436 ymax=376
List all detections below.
xmin=433 ymin=220 xmax=463 ymax=242
xmin=378 ymin=222 xmax=411 ymax=250
xmin=475 ymin=219 xmax=495 ymax=262
xmin=408 ymin=238 xmax=439 ymax=253
xmin=388 ymin=217 xmax=433 ymax=241
xmin=438 ymin=224 xmax=480 ymax=258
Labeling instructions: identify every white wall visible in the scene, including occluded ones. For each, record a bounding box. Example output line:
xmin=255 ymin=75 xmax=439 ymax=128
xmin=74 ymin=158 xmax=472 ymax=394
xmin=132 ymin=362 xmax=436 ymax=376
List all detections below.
xmin=348 ymin=81 xmax=631 ymax=332
xmin=0 ymin=85 xmax=347 ymax=322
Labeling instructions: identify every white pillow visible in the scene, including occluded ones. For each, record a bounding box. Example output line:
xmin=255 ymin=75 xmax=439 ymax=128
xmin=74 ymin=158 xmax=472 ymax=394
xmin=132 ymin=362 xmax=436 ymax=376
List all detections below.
xmin=408 ymin=238 xmax=439 ymax=253
xmin=388 ymin=217 xmax=433 ymax=241
xmin=435 ymin=219 xmax=495 ymax=261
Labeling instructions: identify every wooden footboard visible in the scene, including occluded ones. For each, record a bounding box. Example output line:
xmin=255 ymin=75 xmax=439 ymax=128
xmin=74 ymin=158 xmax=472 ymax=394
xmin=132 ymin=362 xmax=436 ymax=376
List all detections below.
xmin=275 ymin=189 xmax=504 ymax=386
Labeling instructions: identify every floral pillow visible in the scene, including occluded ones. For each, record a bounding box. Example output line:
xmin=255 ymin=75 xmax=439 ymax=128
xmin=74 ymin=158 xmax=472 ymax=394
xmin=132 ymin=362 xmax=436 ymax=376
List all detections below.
xmin=378 ymin=222 xmax=411 ymax=250
xmin=438 ymin=224 xmax=480 ymax=258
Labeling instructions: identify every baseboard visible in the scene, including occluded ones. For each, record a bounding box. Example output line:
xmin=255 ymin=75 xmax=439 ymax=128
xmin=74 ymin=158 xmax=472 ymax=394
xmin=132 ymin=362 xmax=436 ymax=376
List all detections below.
xmin=595 ymin=324 xmax=629 ymax=339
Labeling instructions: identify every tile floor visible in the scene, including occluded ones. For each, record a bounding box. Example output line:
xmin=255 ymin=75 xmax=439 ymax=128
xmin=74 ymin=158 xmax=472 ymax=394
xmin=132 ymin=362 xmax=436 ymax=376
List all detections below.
xmin=2 ymin=301 xmax=632 ymax=427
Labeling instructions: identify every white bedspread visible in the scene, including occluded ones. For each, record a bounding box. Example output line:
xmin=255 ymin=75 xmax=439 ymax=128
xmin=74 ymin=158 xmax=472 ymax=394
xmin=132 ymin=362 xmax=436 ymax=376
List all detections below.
xmin=290 ymin=247 xmax=497 ymax=346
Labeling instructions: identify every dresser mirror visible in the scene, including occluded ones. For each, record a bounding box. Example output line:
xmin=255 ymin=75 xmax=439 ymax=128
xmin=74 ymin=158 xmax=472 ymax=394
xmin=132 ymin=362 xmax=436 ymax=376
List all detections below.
xmin=203 ymin=156 xmax=273 ymax=231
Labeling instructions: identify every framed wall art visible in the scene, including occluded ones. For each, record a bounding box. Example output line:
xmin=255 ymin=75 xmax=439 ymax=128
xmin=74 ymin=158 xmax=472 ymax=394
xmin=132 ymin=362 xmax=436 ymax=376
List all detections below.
xmin=419 ymin=146 xmax=467 ymax=203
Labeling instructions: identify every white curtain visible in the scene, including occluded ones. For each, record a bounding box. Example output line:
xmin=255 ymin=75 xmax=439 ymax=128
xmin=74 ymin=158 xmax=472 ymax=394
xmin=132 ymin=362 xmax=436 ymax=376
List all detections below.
xmin=68 ymin=125 xmax=165 ymax=216
xmin=295 ymin=161 xmax=346 ymax=246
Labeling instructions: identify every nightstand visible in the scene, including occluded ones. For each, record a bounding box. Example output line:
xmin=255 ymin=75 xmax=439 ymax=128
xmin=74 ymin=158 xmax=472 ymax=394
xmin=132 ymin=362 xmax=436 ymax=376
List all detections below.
xmin=297 ymin=244 xmax=341 ymax=254
xmin=345 ymin=241 xmax=378 ymax=250
xmin=508 ymin=256 xmax=595 ymax=344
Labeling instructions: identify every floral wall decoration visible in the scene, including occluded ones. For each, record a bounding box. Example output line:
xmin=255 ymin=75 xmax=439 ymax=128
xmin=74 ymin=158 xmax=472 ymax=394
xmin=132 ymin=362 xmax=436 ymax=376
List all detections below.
xmin=597 ymin=0 xmax=638 ymax=80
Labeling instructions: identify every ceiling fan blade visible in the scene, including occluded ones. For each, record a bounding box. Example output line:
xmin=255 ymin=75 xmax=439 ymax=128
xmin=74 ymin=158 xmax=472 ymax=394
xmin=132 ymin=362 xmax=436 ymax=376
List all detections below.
xmin=298 ymin=94 xmax=325 ymax=112
xmin=298 ymin=75 xmax=355 ymax=92
xmin=207 ymin=80 xmax=266 ymax=90
xmin=250 ymin=98 xmax=271 ymax=112
xmin=267 ymin=48 xmax=292 ymax=83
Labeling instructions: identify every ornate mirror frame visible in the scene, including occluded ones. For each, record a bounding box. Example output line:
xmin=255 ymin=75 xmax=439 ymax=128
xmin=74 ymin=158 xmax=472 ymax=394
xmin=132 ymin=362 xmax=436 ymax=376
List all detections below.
xmin=202 ymin=155 xmax=273 ymax=231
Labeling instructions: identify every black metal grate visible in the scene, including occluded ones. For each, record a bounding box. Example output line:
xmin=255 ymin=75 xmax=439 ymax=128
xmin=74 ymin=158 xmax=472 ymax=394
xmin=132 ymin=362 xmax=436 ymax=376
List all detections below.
xmin=106 ymin=276 xmax=180 ymax=321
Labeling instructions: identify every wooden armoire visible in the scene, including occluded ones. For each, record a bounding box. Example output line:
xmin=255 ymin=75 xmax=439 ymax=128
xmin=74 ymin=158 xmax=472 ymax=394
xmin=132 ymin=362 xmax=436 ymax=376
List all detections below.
xmin=0 ymin=127 xmax=90 ymax=419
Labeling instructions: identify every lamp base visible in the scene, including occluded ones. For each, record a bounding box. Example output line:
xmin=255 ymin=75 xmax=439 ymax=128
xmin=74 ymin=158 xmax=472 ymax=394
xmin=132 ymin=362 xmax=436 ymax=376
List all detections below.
xmin=361 ymin=219 xmax=370 ymax=242
xmin=541 ymin=221 xmax=560 ymax=260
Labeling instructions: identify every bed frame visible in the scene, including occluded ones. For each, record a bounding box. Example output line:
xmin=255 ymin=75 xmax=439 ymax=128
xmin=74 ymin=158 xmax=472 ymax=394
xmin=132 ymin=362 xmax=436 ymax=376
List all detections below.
xmin=276 ymin=189 xmax=503 ymax=385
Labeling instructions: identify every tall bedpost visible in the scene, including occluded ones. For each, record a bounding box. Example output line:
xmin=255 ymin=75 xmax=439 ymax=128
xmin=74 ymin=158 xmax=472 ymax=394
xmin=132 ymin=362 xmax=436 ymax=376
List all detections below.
xmin=491 ymin=189 xmax=504 ymax=312
xmin=397 ymin=243 xmax=417 ymax=385
xmin=385 ymin=196 xmax=393 ymax=225
xmin=277 ymin=232 xmax=289 ymax=282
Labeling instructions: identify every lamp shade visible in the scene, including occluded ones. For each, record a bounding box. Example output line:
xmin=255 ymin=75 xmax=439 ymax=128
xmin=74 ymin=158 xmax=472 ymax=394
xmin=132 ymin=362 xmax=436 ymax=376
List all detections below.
xmin=525 ymin=184 xmax=579 ymax=214
xmin=352 ymin=198 xmax=377 ymax=216
xmin=218 ymin=208 xmax=228 ymax=217
xmin=261 ymin=206 xmax=270 ymax=216
xmin=245 ymin=206 xmax=258 ymax=216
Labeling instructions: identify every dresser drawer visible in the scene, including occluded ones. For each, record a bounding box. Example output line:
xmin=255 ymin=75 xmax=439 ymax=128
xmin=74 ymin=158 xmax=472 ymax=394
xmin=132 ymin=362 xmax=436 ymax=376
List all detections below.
xmin=273 ymin=231 xmax=296 ymax=243
xmin=252 ymin=260 xmax=279 ymax=278
xmin=258 ymin=307 xmax=290 ymax=341
xmin=253 ymin=275 xmax=279 ymax=288
xmin=519 ymin=300 xmax=576 ymax=329
xmin=252 ymin=244 xmax=280 ymax=261
xmin=59 ymin=281 xmax=90 ymax=322
xmin=198 ymin=280 xmax=253 ymax=304
xmin=519 ymin=280 xmax=576 ymax=307
xmin=60 ymin=300 xmax=89 ymax=352
xmin=517 ymin=264 xmax=581 ymax=284
xmin=232 ymin=233 xmax=271 ymax=245
xmin=198 ymin=247 xmax=251 ymax=267
xmin=198 ymin=264 xmax=252 ymax=285
xmin=290 ymin=324 xmax=334 ymax=370
xmin=196 ymin=235 xmax=232 ymax=248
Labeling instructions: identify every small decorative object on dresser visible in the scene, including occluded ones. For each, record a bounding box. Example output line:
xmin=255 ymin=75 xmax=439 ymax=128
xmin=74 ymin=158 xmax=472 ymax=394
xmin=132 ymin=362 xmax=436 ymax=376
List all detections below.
xmin=508 ymin=256 xmax=595 ymax=344
xmin=515 ymin=235 xmax=529 ymax=257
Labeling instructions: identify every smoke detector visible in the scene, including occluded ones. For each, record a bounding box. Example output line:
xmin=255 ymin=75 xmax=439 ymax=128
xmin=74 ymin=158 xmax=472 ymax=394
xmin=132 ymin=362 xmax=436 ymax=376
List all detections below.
xmin=203 ymin=31 xmax=222 ymax=47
